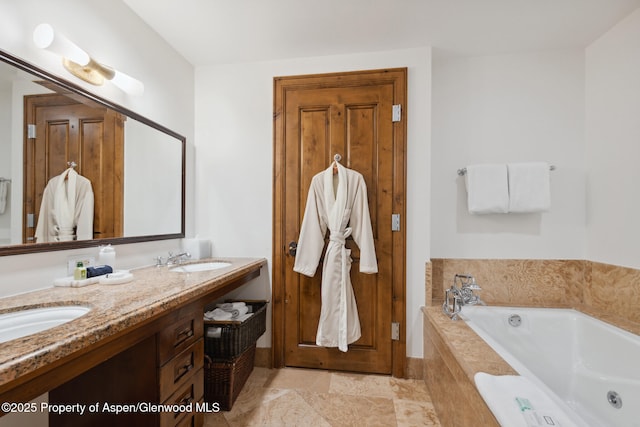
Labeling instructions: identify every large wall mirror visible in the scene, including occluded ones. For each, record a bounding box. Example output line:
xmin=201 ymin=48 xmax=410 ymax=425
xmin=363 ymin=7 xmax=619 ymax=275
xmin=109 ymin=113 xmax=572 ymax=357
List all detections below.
xmin=0 ymin=50 xmax=185 ymax=256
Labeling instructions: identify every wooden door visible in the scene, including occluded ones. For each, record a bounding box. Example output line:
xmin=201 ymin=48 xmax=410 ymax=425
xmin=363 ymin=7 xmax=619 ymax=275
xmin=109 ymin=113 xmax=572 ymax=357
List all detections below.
xmin=273 ymin=69 xmax=407 ymax=375
xmin=24 ymin=94 xmax=124 ymax=243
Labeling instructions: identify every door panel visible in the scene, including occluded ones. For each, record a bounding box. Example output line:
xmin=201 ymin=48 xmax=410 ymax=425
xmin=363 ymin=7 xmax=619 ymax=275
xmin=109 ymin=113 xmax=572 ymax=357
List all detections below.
xmin=24 ymin=94 xmax=124 ymax=243
xmin=273 ymin=69 xmax=406 ymax=375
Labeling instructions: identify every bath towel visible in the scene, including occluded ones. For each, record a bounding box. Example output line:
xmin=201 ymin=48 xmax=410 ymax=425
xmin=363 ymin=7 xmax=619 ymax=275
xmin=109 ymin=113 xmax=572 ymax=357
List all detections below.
xmin=216 ymin=302 xmax=246 ymax=310
xmin=204 ymin=308 xmax=233 ymax=321
xmin=507 ymin=162 xmax=551 ymax=213
xmin=474 ymin=372 xmax=581 ymax=427
xmin=464 ymin=164 xmax=509 ymax=214
xmin=217 ymin=305 xmax=249 ymax=319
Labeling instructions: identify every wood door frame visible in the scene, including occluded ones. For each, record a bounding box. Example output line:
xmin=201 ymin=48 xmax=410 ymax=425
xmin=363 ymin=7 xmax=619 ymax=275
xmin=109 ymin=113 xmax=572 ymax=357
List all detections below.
xmin=272 ymin=68 xmax=407 ymax=377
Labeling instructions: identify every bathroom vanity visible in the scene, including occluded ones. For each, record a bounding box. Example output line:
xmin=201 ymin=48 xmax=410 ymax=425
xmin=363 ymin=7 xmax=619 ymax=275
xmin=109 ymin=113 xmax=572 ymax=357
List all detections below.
xmin=0 ymin=257 xmax=266 ymax=426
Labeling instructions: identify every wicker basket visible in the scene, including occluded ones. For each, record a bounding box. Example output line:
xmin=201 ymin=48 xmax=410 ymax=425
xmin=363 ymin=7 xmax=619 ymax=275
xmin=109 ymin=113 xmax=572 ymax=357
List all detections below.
xmin=204 ymin=344 xmax=256 ymax=411
xmin=204 ymin=300 xmax=267 ymax=360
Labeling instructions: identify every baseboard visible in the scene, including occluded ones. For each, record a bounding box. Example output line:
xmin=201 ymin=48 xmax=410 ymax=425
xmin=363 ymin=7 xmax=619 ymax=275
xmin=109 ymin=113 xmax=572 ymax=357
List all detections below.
xmin=405 ymin=357 xmax=424 ymax=379
xmin=253 ymin=347 xmax=423 ymax=379
xmin=254 ymin=346 xmax=272 ymax=368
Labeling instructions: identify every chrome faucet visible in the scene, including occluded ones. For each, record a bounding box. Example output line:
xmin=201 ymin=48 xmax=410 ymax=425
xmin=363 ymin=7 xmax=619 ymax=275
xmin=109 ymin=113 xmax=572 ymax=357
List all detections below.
xmin=442 ymin=273 xmax=484 ymax=320
xmin=155 ymin=251 xmax=191 ymax=267
xmin=166 ymin=251 xmax=191 ymax=265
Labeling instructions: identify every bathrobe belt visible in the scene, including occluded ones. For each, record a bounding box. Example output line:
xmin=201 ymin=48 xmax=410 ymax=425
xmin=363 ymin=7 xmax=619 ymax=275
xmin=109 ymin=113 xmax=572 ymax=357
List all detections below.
xmin=329 ymin=227 xmax=352 ymax=352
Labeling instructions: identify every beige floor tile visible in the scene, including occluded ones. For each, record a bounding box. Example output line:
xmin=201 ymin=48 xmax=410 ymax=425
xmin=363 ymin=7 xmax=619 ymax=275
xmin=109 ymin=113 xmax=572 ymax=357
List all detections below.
xmin=264 ymin=367 xmax=331 ymax=393
xmin=204 ymin=411 xmax=230 ymax=426
xmin=204 ymin=367 xmax=443 ymax=426
xmin=328 ymin=372 xmax=394 ymax=399
xmin=394 ymin=399 xmax=441 ymax=427
xmin=225 ymin=389 xmax=331 ymax=427
xmin=299 ymin=390 xmax=397 ymax=427
xmin=390 ymin=377 xmax=432 ymax=402
xmin=244 ymin=367 xmax=274 ymax=387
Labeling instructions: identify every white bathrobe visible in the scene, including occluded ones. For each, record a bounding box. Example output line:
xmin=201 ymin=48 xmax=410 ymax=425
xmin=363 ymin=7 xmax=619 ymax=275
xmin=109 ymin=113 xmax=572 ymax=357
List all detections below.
xmin=294 ymin=162 xmax=378 ymax=352
xmin=35 ymin=168 xmax=94 ymax=243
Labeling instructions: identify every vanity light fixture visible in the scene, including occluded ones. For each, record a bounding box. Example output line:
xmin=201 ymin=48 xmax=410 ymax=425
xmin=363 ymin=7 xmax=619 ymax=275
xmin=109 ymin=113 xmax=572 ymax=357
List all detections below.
xmin=33 ymin=23 xmax=144 ymax=96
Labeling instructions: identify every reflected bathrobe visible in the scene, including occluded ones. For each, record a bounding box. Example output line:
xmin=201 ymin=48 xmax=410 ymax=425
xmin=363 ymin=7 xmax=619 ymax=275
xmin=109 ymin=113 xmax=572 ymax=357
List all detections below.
xmin=293 ymin=162 xmax=377 ymax=352
xmin=35 ymin=168 xmax=94 ymax=243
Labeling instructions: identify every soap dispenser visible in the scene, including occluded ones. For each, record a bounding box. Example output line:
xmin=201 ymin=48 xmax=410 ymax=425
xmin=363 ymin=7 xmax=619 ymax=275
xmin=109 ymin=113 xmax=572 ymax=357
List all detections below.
xmin=98 ymin=245 xmax=116 ymax=269
xmin=73 ymin=261 xmax=86 ymax=280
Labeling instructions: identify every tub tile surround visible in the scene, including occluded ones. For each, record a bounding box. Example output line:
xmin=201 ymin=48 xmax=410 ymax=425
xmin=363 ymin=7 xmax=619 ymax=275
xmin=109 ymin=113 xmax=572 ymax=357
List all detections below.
xmin=584 ymin=260 xmax=640 ymax=325
xmin=429 ymin=258 xmax=640 ymax=330
xmin=423 ymin=258 xmax=640 ymax=426
xmin=423 ymin=306 xmax=509 ymax=426
xmin=0 ymin=258 xmax=266 ymax=388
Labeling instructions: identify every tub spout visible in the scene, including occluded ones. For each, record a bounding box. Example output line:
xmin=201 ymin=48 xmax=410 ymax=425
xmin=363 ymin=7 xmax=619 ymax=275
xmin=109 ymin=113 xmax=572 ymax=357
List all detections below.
xmin=442 ymin=274 xmax=484 ymax=319
xmin=442 ymin=287 xmax=462 ymax=320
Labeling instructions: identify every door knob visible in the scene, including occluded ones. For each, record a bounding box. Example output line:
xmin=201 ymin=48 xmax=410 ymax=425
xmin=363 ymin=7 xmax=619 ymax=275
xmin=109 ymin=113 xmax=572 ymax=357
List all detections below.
xmin=288 ymin=242 xmax=297 ymax=256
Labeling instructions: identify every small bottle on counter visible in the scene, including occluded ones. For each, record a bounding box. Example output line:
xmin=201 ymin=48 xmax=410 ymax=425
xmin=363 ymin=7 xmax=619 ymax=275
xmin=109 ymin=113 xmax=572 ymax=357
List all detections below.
xmin=98 ymin=245 xmax=116 ymax=270
xmin=73 ymin=261 xmax=86 ymax=280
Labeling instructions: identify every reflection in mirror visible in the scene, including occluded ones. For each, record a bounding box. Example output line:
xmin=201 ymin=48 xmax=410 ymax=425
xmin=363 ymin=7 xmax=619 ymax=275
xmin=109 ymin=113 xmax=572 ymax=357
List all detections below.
xmin=0 ymin=50 xmax=185 ymax=256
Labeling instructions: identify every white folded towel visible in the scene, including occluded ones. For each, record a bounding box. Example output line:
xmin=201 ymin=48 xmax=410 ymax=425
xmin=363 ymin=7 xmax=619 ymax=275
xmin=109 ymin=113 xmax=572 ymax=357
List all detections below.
xmin=235 ymin=312 xmax=254 ymax=322
xmin=464 ymin=164 xmax=509 ymax=214
xmin=218 ymin=305 xmax=249 ymax=319
xmin=474 ymin=373 xmax=581 ymax=427
xmin=216 ymin=302 xmax=246 ymax=310
xmin=204 ymin=308 xmax=233 ymax=321
xmin=507 ymin=162 xmax=551 ymax=213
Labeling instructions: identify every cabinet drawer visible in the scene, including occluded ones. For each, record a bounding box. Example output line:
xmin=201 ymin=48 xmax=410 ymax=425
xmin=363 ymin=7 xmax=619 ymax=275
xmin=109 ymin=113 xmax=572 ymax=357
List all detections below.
xmin=160 ymin=368 xmax=204 ymax=427
xmin=158 ymin=304 xmax=204 ymax=364
xmin=160 ymin=338 xmax=204 ymax=401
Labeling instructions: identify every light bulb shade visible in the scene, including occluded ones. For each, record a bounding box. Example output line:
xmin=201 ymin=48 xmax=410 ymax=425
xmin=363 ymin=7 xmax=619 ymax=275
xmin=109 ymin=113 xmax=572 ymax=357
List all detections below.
xmin=110 ymin=70 xmax=144 ymax=96
xmin=33 ymin=23 xmax=90 ymax=67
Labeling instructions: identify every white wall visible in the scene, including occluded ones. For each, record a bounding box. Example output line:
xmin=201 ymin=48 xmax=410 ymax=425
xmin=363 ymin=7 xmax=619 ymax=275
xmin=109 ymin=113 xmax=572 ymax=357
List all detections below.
xmin=194 ymin=47 xmax=432 ymax=357
xmin=586 ymin=8 xmax=640 ymax=270
xmin=431 ymin=50 xmax=586 ymax=260
xmin=0 ymin=0 xmax=195 ymax=297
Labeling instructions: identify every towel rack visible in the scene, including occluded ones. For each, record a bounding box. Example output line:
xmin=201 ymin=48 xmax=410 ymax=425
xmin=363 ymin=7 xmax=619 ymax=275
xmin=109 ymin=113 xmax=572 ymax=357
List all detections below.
xmin=0 ymin=177 xmax=11 ymax=183
xmin=457 ymin=164 xmax=556 ymax=176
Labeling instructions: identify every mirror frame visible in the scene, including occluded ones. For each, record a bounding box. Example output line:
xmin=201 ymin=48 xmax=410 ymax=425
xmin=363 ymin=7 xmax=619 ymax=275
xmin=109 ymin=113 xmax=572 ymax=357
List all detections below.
xmin=0 ymin=49 xmax=186 ymax=256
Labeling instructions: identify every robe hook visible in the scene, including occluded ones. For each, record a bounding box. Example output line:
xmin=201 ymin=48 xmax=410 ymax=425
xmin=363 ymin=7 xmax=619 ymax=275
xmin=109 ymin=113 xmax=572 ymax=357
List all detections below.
xmin=333 ymin=154 xmax=342 ymax=163
xmin=67 ymin=161 xmax=77 ymax=169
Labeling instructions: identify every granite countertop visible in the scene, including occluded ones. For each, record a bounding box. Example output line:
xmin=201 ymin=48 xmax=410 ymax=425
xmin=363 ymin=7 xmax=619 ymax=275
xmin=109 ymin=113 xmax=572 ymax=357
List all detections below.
xmin=0 ymin=257 xmax=266 ymax=388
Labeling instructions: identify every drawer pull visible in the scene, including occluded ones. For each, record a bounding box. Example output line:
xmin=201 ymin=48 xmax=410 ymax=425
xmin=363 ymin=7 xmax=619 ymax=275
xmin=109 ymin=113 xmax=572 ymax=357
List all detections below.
xmin=176 ymin=327 xmax=194 ymax=342
xmin=179 ymin=396 xmax=194 ymax=406
xmin=176 ymin=363 xmax=193 ymax=380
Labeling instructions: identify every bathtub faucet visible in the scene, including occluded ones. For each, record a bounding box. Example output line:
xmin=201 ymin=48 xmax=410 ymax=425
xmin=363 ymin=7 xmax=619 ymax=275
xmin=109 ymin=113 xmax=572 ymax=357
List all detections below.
xmin=442 ymin=274 xmax=484 ymax=320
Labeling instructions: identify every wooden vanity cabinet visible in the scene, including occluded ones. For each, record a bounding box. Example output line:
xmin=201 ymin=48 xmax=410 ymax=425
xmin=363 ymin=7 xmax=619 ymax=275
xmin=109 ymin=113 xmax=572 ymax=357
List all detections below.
xmin=50 ymin=301 xmax=206 ymax=427
xmin=157 ymin=302 xmax=205 ymax=427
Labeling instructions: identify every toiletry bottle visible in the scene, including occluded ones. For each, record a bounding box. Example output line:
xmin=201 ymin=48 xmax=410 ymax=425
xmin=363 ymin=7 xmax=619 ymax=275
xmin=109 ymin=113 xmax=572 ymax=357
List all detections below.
xmin=98 ymin=245 xmax=116 ymax=269
xmin=74 ymin=261 xmax=86 ymax=280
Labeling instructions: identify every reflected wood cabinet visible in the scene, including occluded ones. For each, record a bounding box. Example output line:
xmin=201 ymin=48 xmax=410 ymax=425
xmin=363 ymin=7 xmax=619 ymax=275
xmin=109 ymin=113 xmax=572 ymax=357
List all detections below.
xmin=49 ymin=301 xmax=205 ymax=427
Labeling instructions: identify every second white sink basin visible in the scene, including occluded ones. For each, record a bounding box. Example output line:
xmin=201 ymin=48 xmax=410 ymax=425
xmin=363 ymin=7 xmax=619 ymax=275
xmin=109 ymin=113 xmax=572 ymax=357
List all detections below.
xmin=170 ymin=261 xmax=231 ymax=273
xmin=0 ymin=305 xmax=91 ymax=344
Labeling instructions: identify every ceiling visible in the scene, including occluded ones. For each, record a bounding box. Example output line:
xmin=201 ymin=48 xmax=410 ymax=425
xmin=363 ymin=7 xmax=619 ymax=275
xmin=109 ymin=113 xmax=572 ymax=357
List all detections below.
xmin=123 ymin=0 xmax=640 ymax=67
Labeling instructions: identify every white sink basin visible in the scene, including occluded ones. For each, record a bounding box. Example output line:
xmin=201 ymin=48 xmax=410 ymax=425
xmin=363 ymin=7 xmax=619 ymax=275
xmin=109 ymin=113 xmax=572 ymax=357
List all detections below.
xmin=170 ymin=261 xmax=231 ymax=273
xmin=0 ymin=305 xmax=91 ymax=344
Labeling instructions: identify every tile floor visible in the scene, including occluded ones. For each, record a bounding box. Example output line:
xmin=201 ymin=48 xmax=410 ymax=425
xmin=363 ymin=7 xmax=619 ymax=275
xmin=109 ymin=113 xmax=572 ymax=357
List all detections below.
xmin=204 ymin=367 xmax=442 ymax=426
